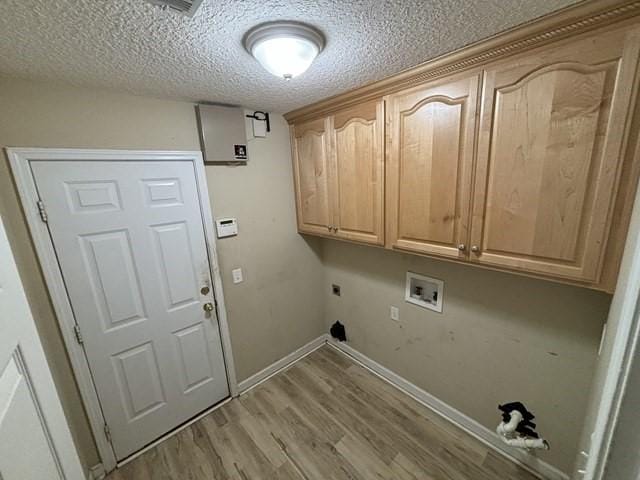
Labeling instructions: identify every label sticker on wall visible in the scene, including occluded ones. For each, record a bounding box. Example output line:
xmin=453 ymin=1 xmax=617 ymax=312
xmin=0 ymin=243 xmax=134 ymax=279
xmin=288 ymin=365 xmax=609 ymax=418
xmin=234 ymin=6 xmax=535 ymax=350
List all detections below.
xmin=234 ymin=144 xmax=247 ymax=160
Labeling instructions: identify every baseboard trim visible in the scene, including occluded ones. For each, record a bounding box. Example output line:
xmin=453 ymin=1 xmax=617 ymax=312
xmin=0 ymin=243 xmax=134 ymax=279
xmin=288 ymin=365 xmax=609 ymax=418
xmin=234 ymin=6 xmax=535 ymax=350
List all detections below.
xmin=326 ymin=338 xmax=569 ymax=480
xmin=237 ymin=335 xmax=328 ymax=394
xmin=88 ymin=464 xmax=106 ymax=480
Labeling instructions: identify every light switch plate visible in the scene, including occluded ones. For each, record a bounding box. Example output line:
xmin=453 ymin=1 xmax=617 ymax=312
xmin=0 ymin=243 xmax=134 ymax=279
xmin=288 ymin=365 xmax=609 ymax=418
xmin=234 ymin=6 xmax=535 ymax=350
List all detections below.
xmin=232 ymin=268 xmax=243 ymax=284
xmin=390 ymin=306 xmax=400 ymax=322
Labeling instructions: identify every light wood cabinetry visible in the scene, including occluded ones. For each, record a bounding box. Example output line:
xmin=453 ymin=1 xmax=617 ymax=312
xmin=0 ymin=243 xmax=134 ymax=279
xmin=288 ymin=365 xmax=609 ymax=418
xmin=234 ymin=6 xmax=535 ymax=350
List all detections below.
xmin=330 ymin=101 xmax=385 ymax=245
xmin=291 ymin=101 xmax=385 ymax=244
xmin=291 ymin=118 xmax=332 ymax=236
xmin=469 ymin=30 xmax=640 ymax=283
xmin=386 ymin=74 xmax=479 ymax=258
xmin=286 ymin=2 xmax=640 ymax=292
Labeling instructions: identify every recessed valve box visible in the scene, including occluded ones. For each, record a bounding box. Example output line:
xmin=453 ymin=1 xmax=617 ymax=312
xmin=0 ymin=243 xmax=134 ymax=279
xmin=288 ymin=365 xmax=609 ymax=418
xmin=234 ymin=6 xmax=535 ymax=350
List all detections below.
xmin=405 ymin=272 xmax=444 ymax=313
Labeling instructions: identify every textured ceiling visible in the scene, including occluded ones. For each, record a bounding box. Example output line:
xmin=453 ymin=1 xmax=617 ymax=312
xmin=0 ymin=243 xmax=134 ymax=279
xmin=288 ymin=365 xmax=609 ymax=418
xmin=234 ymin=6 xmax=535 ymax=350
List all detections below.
xmin=0 ymin=0 xmax=580 ymax=113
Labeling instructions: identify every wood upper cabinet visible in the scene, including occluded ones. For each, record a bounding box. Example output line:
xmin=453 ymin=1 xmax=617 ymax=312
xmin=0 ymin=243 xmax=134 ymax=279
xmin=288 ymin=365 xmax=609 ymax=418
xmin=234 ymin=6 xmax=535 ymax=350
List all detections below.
xmin=291 ymin=101 xmax=385 ymax=244
xmin=386 ymin=74 xmax=479 ymax=258
xmin=291 ymin=117 xmax=332 ymax=235
xmin=470 ymin=29 xmax=640 ymax=283
xmin=287 ymin=8 xmax=640 ymax=292
xmin=330 ymin=100 xmax=385 ymax=245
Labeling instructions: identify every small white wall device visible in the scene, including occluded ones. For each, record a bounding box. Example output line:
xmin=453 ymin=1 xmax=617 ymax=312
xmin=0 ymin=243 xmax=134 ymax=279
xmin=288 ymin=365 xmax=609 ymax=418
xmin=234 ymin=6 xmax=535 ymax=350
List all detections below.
xmin=215 ymin=218 xmax=238 ymax=238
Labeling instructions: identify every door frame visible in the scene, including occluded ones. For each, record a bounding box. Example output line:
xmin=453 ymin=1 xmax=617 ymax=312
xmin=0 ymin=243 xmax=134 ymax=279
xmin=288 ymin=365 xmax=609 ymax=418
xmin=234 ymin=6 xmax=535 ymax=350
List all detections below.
xmin=7 ymin=148 xmax=239 ymax=473
xmin=577 ymin=169 xmax=640 ymax=479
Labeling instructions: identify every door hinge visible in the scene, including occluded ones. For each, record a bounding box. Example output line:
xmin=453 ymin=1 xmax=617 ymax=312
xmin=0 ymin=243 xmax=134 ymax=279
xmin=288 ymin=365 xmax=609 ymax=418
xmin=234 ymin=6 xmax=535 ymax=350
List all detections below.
xmin=73 ymin=324 xmax=84 ymax=344
xmin=36 ymin=199 xmax=48 ymax=222
xmin=104 ymin=423 xmax=113 ymax=444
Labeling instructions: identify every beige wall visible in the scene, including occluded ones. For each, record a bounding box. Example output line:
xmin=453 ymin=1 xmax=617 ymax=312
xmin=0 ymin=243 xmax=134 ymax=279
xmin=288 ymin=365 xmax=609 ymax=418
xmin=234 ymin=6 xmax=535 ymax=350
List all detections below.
xmin=322 ymin=240 xmax=611 ymax=474
xmin=0 ymin=76 xmax=324 ymax=470
xmin=205 ymin=114 xmax=324 ymax=381
xmin=0 ymin=75 xmax=613 ymax=477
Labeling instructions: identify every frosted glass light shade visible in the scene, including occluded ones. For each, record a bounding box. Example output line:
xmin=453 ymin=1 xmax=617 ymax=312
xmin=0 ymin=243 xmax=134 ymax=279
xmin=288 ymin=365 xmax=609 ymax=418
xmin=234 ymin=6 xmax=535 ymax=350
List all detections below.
xmin=252 ymin=37 xmax=318 ymax=79
xmin=244 ymin=22 xmax=325 ymax=80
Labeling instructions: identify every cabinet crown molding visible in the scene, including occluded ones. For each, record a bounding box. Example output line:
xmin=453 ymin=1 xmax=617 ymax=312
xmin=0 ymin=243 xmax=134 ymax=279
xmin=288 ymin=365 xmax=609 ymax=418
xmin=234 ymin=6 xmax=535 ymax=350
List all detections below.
xmin=284 ymin=0 xmax=640 ymax=124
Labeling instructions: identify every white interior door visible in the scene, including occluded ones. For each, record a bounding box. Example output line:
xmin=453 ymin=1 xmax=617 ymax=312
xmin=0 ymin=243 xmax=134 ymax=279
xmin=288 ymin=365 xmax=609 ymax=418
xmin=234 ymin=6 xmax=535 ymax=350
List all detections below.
xmin=0 ymin=215 xmax=85 ymax=480
xmin=30 ymin=160 xmax=229 ymax=460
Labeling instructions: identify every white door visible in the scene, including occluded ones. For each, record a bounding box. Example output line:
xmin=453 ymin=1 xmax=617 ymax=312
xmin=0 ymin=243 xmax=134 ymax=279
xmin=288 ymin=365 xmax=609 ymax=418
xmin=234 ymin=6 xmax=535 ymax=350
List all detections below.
xmin=30 ymin=160 xmax=229 ymax=460
xmin=0 ymin=215 xmax=85 ymax=479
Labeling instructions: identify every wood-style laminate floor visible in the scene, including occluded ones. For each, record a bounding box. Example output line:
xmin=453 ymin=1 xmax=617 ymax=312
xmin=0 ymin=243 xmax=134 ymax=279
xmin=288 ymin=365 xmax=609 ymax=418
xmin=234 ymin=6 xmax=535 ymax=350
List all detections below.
xmin=107 ymin=345 xmax=539 ymax=480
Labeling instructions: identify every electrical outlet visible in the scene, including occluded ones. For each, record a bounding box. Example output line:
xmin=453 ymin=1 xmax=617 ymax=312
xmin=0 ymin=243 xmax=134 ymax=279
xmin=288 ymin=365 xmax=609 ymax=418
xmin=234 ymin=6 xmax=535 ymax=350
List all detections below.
xmin=332 ymin=284 xmax=341 ymax=296
xmin=390 ymin=305 xmax=400 ymax=322
xmin=232 ymin=268 xmax=243 ymax=284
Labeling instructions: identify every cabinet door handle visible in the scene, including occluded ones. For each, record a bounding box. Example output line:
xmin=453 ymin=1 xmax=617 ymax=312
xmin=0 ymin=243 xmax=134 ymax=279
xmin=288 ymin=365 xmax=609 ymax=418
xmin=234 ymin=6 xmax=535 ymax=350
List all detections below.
xmin=457 ymin=244 xmax=466 ymax=251
xmin=471 ymin=245 xmax=480 ymax=253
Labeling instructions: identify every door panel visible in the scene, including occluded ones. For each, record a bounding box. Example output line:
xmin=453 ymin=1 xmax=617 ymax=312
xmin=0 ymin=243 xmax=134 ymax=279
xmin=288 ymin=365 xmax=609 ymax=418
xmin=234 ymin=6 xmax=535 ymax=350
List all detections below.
xmin=291 ymin=118 xmax=333 ymax=235
xmin=484 ymin=65 xmax=606 ymax=260
xmin=65 ymin=180 xmax=122 ymax=213
xmin=112 ymin=342 xmax=166 ymax=420
xmin=142 ymin=178 xmax=183 ymax=207
xmin=386 ymin=74 xmax=479 ymax=258
xmin=0 ymin=216 xmax=85 ymax=479
xmin=331 ymin=100 xmax=385 ymax=245
xmin=173 ymin=322 xmax=216 ymax=394
xmin=31 ymin=161 xmax=229 ymax=460
xmin=151 ymin=221 xmax=199 ymax=310
xmin=80 ymin=229 xmax=146 ymax=330
xmin=471 ymin=30 xmax=640 ymax=281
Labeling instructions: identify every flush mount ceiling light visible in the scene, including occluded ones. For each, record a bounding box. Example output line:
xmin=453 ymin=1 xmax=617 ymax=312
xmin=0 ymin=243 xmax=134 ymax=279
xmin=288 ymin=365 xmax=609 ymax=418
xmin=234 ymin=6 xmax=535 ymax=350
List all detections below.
xmin=243 ymin=21 xmax=325 ymax=80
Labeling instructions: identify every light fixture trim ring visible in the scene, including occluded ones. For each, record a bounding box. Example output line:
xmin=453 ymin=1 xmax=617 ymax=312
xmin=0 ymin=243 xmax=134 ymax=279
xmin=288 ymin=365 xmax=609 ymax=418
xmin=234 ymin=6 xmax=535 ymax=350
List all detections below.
xmin=243 ymin=21 xmax=325 ymax=56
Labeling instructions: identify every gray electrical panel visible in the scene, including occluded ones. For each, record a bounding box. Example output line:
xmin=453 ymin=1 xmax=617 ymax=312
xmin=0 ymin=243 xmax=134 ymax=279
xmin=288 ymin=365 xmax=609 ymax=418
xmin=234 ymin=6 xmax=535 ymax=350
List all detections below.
xmin=196 ymin=104 xmax=249 ymax=164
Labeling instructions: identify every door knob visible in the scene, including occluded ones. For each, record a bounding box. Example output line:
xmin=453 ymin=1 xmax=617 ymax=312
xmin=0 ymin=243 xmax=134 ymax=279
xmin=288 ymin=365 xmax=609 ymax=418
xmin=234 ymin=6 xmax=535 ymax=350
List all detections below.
xmin=327 ymin=225 xmax=332 ymax=232
xmin=203 ymin=302 xmax=215 ymax=312
xmin=457 ymin=244 xmax=466 ymax=251
xmin=333 ymin=226 xmax=338 ymax=233
xmin=471 ymin=245 xmax=480 ymax=253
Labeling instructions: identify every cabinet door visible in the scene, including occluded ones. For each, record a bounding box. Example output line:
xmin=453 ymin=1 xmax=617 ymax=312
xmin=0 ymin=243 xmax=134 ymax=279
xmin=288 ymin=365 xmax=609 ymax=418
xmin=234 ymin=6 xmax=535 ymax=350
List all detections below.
xmin=470 ymin=29 xmax=640 ymax=282
xmin=386 ymin=74 xmax=479 ymax=258
xmin=291 ymin=118 xmax=333 ymax=235
xmin=330 ymin=100 xmax=385 ymax=245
